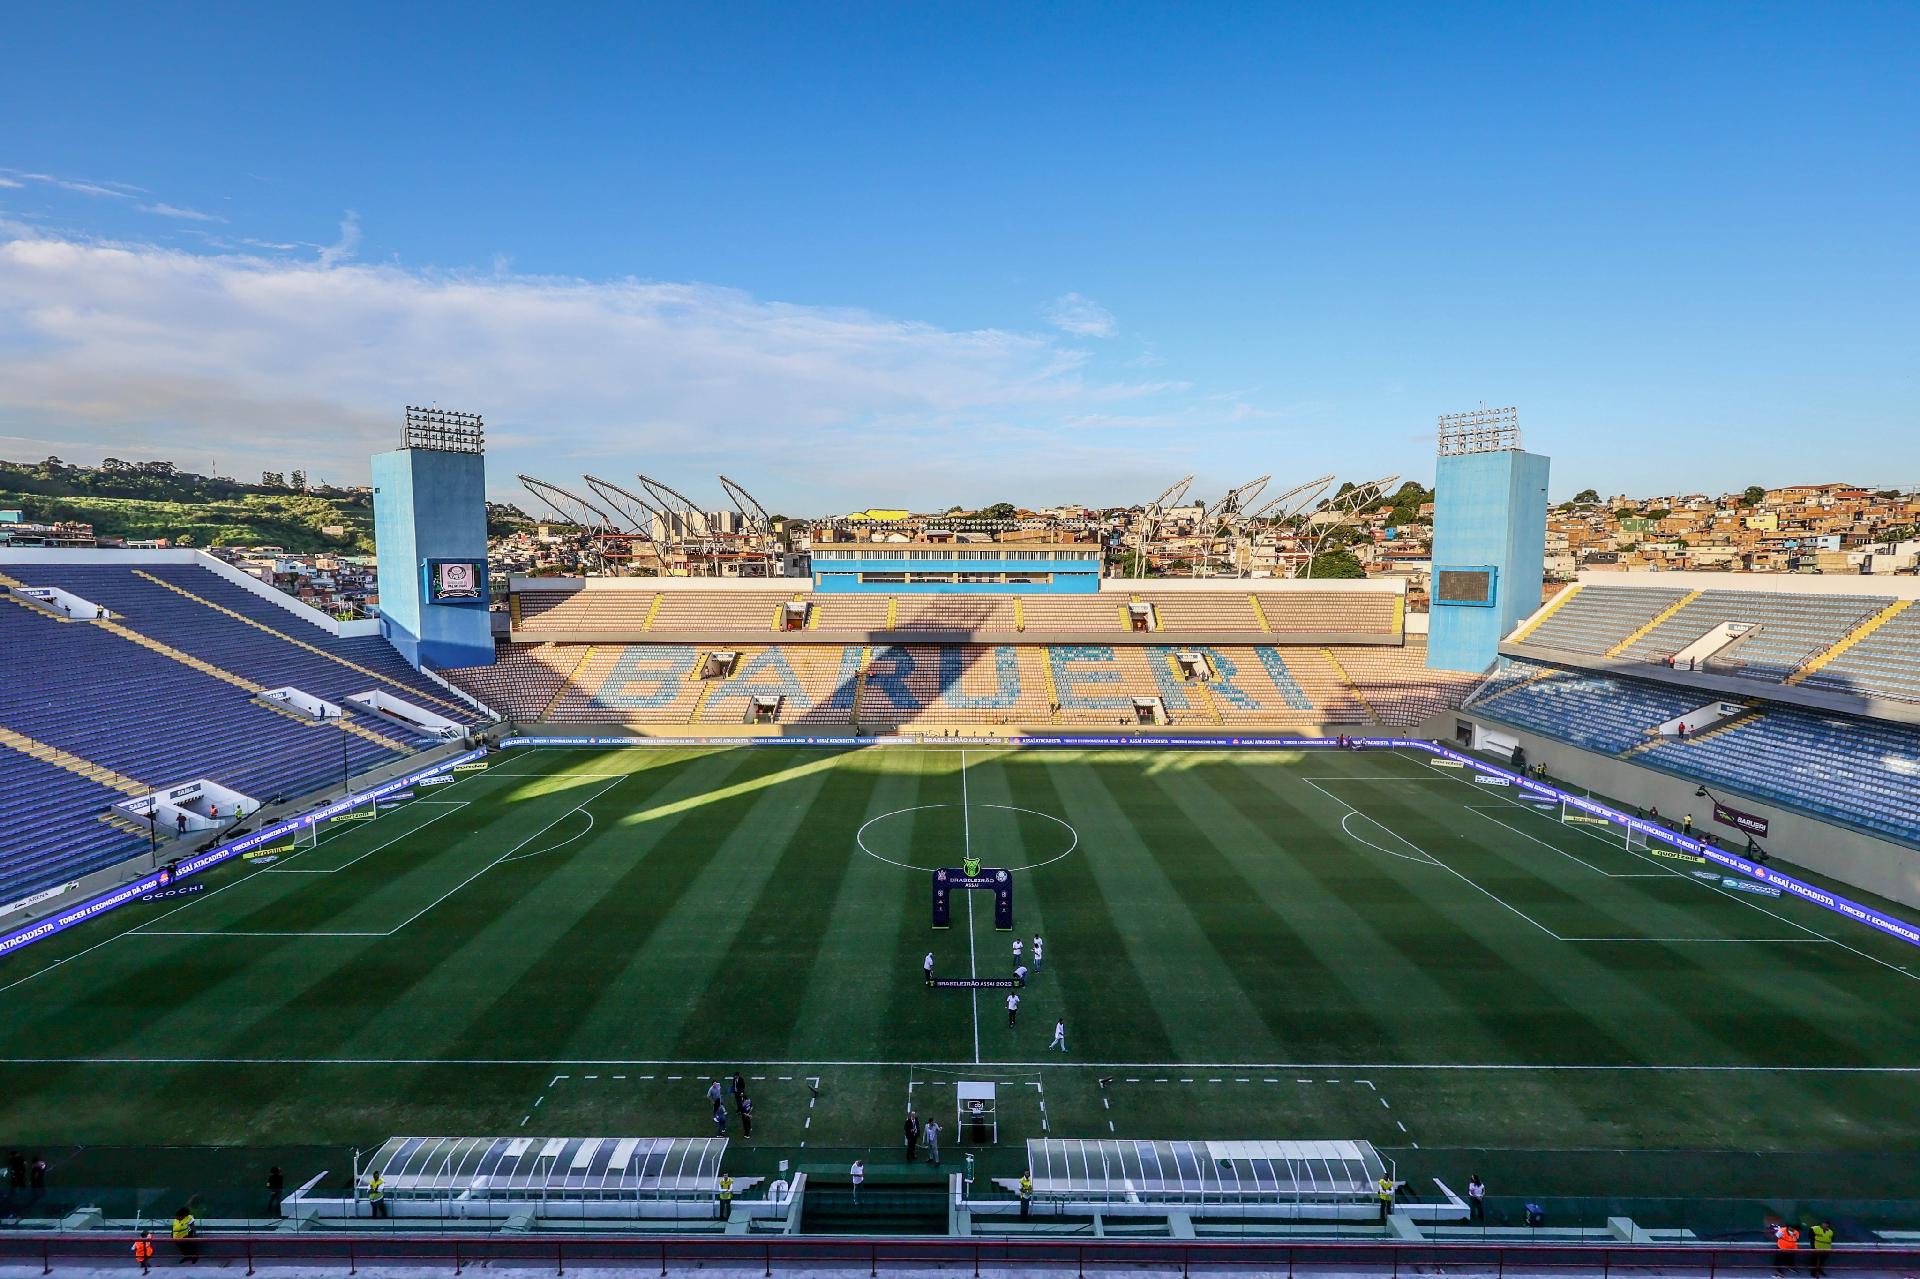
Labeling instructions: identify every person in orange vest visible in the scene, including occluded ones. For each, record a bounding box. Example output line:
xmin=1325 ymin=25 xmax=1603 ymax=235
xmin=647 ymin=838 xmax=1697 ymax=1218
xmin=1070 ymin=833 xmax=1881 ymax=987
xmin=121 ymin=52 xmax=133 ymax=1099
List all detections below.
xmin=131 ymin=1232 xmax=154 ymax=1274
xmin=1773 ymin=1221 xmax=1801 ymax=1275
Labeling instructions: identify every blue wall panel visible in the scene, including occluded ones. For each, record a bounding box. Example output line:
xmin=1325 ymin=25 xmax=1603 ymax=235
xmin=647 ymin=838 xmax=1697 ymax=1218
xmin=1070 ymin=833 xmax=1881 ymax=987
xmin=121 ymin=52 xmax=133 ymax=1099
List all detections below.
xmin=1427 ymin=449 xmax=1550 ymax=673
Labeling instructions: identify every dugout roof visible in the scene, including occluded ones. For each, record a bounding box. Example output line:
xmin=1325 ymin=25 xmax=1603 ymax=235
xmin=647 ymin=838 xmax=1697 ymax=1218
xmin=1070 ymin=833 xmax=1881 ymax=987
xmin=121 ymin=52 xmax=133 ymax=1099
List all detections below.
xmin=367 ymin=1136 xmax=727 ymax=1198
xmin=1024 ymin=1139 xmax=1385 ymax=1202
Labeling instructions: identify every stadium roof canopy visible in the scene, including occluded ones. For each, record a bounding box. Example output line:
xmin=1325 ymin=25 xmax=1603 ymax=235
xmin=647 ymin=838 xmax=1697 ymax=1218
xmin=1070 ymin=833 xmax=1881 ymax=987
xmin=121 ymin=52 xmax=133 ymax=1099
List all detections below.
xmin=367 ymin=1136 xmax=726 ymax=1200
xmin=1024 ymin=1139 xmax=1385 ymax=1203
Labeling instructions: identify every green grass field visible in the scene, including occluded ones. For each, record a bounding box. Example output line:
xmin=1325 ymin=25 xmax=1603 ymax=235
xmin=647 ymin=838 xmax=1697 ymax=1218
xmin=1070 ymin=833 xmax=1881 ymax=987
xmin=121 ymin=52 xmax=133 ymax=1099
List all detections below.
xmin=3 ymin=743 xmax=1918 ymax=1217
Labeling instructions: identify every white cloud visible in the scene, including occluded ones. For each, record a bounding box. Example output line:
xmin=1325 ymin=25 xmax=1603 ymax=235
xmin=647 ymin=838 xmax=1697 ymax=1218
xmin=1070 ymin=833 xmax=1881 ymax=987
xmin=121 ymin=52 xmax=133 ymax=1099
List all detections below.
xmin=0 ymin=177 xmax=23 ymax=189
xmin=318 ymin=211 xmax=360 ymax=267
xmin=140 ymin=202 xmax=226 ymax=224
xmin=1044 ymin=292 xmax=1118 ymax=339
xmin=6 ymin=172 xmax=140 ymax=199
xmin=0 ymin=235 xmax=1205 ymax=510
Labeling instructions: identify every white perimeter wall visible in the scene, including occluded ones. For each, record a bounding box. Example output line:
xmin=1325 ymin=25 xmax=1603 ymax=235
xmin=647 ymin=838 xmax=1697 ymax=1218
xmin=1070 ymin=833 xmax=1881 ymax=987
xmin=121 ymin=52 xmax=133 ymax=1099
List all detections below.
xmin=1576 ymin=569 xmax=1920 ymax=599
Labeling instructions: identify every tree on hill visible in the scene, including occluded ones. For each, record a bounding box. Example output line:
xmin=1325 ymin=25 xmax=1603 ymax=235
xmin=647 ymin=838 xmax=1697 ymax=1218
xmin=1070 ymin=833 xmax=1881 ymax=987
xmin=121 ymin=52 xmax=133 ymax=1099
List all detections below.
xmin=1571 ymin=488 xmax=1600 ymax=504
xmin=1305 ymin=549 xmax=1366 ymax=579
xmin=1740 ymin=485 xmax=1767 ymax=506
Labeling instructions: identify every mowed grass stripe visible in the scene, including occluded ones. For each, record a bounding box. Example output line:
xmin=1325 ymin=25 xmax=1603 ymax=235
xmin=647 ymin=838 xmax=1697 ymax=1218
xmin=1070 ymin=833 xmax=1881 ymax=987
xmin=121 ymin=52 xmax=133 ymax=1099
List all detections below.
xmin=1206 ymin=758 xmax=1552 ymax=1063
xmin=1164 ymin=758 xmax=1427 ymax=1059
xmin=422 ymin=749 xmax=820 ymax=1062
xmin=286 ymin=749 xmax=730 ymax=1063
xmin=1238 ymin=761 xmax=1650 ymax=1066
xmin=804 ymin=750 xmax=966 ymax=1061
xmin=990 ymin=751 xmax=1180 ymax=1063
xmin=670 ymin=748 xmax=904 ymax=1059
xmin=560 ymin=750 xmax=867 ymax=1054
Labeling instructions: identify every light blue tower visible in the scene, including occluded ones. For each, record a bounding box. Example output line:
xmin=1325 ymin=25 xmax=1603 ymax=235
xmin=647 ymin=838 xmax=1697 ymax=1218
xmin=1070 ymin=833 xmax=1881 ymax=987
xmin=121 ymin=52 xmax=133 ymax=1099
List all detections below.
xmin=1426 ymin=407 xmax=1549 ymax=673
xmin=372 ymin=407 xmax=495 ymax=670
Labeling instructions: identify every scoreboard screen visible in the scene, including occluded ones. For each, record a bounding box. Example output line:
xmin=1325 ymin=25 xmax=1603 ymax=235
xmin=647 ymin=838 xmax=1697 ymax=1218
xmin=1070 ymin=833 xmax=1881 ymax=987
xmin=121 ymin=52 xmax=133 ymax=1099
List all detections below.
xmin=425 ymin=558 xmax=487 ymax=605
xmin=1434 ymin=567 xmax=1496 ymax=606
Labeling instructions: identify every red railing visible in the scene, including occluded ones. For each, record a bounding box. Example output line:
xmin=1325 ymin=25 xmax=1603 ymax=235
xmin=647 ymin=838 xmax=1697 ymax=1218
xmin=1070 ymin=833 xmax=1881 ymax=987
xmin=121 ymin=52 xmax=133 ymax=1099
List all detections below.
xmin=0 ymin=1232 xmax=1899 ymax=1276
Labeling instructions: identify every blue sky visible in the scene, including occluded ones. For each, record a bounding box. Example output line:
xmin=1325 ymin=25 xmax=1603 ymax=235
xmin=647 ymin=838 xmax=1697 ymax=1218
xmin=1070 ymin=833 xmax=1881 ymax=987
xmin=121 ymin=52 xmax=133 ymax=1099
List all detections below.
xmin=2 ymin=2 xmax=1915 ymax=512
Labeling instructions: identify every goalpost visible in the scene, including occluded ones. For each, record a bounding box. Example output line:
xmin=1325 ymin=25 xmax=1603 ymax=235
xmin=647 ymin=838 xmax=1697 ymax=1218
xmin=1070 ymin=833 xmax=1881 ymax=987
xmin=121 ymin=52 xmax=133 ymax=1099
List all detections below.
xmin=1559 ymin=797 xmax=1639 ymax=849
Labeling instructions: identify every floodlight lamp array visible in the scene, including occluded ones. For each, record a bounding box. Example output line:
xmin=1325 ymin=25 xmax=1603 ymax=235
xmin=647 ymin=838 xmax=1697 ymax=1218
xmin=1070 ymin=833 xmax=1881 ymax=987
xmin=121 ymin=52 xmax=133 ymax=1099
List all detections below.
xmin=1436 ymin=404 xmax=1520 ymax=456
xmin=404 ymin=406 xmax=486 ymax=454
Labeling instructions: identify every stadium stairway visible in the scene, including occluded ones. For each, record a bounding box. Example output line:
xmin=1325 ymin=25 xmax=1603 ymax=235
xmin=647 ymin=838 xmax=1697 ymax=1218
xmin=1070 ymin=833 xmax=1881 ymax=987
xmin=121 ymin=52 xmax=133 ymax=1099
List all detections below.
xmin=1619 ymin=703 xmax=1765 ymax=758
xmin=1786 ymin=598 xmax=1914 ymax=685
xmin=0 ymin=724 xmax=151 ymax=796
xmin=1510 ymin=584 xmax=1583 ymax=643
xmin=1318 ymin=649 xmax=1381 ymax=723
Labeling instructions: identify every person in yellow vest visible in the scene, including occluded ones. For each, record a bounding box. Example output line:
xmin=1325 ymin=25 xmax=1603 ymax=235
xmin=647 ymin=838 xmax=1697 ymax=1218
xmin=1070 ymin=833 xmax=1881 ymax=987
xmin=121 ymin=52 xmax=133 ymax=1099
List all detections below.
xmin=131 ymin=1231 xmax=154 ymax=1274
xmin=1019 ymin=1170 xmax=1033 ymax=1219
xmin=717 ymin=1173 xmax=734 ymax=1220
xmin=369 ymin=1171 xmax=388 ymax=1219
xmin=1376 ymin=1175 xmax=1396 ymax=1221
xmin=1773 ymin=1221 xmax=1801 ymax=1275
xmin=169 ymin=1207 xmax=197 ymax=1265
xmin=1810 ymin=1221 xmax=1833 ymax=1277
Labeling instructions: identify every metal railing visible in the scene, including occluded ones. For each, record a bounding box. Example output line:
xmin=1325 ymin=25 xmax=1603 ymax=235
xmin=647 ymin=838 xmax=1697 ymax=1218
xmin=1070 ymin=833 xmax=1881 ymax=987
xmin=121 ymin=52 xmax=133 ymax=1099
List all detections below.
xmin=0 ymin=1231 xmax=1898 ymax=1276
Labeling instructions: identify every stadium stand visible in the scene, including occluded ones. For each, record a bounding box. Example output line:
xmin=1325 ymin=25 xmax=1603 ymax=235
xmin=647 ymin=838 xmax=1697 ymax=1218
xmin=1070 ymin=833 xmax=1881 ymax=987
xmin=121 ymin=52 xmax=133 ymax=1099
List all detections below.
xmin=647 ymin=591 xmax=795 ymax=631
xmin=892 ymin=595 xmax=1018 ymax=631
xmin=516 ymin=588 xmax=658 ymax=632
xmin=445 ymin=643 xmax=578 ymax=721
xmin=0 ymin=558 xmax=497 ymax=909
xmin=551 ymin=645 xmax=703 ymax=723
xmin=1255 ymin=591 xmax=1400 ymax=636
xmin=1334 ymin=640 xmax=1482 ymax=724
xmin=1014 ymin=595 xmax=1125 ymax=632
xmin=1467 ymin=653 xmax=1920 ymax=845
xmin=805 ymin=595 xmax=893 ymax=632
xmin=1640 ymin=707 xmax=1920 ymax=845
xmin=1137 ymin=592 xmax=1264 ymax=632
xmin=1510 ymin=584 xmax=1690 ymax=655
xmin=1614 ymin=590 xmax=1886 ymax=676
xmin=1798 ymin=602 xmax=1920 ymax=704
xmin=0 ymin=746 xmax=150 ymax=907
xmin=1465 ymin=658 xmax=1711 ymax=754
xmin=10 ymin=564 xmax=484 ymax=722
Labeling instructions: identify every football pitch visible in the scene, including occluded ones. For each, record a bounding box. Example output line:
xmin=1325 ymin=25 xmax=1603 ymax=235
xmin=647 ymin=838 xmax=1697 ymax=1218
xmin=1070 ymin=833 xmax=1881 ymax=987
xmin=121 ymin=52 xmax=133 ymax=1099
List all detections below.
xmin=3 ymin=742 xmax=1919 ymax=1212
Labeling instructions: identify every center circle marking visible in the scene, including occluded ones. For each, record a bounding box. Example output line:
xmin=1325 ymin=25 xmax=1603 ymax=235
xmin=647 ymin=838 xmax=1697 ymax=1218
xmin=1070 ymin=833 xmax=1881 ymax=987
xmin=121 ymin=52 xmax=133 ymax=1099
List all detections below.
xmin=855 ymin=803 xmax=1079 ymax=873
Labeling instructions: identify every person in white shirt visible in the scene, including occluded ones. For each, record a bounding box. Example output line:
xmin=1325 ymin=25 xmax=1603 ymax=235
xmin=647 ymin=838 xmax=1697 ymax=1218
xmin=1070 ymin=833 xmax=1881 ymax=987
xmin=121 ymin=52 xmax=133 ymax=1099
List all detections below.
xmin=1049 ymin=1019 xmax=1066 ymax=1052
xmin=1032 ymin=935 xmax=1043 ymax=969
xmin=850 ymin=1159 xmax=864 ymax=1203
xmin=1006 ymin=992 xmax=1019 ymax=1026
xmin=923 ymin=951 xmax=936 ymax=986
xmin=1014 ymin=964 xmax=1028 ymax=986
xmin=1012 ymin=938 xmax=1023 ymax=961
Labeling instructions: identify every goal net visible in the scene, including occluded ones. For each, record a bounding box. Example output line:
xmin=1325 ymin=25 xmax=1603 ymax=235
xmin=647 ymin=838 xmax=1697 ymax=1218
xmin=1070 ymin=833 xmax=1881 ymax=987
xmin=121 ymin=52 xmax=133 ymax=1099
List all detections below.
xmin=1560 ymin=798 xmax=1638 ymax=848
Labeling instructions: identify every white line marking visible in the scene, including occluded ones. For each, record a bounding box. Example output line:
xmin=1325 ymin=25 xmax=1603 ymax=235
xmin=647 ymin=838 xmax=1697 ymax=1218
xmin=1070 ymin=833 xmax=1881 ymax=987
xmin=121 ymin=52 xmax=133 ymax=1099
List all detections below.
xmin=1299 ymin=775 xmax=1563 ymax=939
xmin=268 ymin=802 xmax=470 ymax=874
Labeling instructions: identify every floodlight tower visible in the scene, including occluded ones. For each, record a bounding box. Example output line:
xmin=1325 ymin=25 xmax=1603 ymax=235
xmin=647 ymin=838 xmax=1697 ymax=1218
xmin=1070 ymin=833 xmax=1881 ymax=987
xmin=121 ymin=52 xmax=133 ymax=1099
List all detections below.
xmin=1235 ymin=474 xmax=1335 ymax=577
xmin=372 ymin=407 xmax=492 ymax=668
xmin=518 ymin=475 xmax=620 ymax=574
xmin=1131 ymin=475 xmax=1194 ymax=577
xmin=1297 ymin=474 xmax=1399 ymax=578
xmin=1195 ymin=475 xmax=1271 ymax=577
xmin=1427 ymin=404 xmax=1550 ymax=672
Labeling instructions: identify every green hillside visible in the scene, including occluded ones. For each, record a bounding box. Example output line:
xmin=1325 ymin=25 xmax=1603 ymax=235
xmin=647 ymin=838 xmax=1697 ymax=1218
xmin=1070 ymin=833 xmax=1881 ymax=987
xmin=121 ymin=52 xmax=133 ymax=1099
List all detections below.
xmin=0 ymin=457 xmax=375 ymax=553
